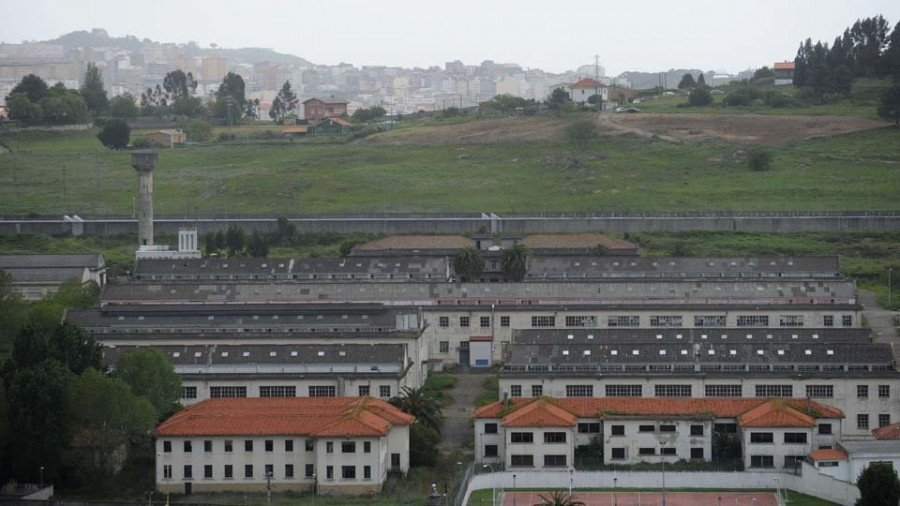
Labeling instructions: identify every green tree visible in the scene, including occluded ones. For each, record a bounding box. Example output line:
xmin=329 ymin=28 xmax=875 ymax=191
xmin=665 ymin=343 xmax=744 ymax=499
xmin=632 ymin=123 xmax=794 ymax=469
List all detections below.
xmin=752 ymin=67 xmax=775 ymax=80
xmin=696 ymin=73 xmax=707 ymax=88
xmin=38 ymin=84 xmax=90 ymax=124
xmin=214 ymin=72 xmax=246 ymax=122
xmin=351 ymin=105 xmax=387 ymax=122
xmin=247 ymin=230 xmax=270 ymax=258
xmin=878 ymin=84 xmax=900 ymax=125
xmin=389 ymin=386 xmax=443 ymax=434
xmin=546 ymin=87 xmax=572 ymax=116
xmin=273 ymin=217 xmax=297 ymax=245
xmin=80 ymin=62 xmax=108 ymax=117
xmin=565 ymin=120 xmax=598 ymax=150
xmin=0 ymin=270 xmax=23 ymax=356
xmin=171 ymin=96 xmax=206 ymax=118
xmin=269 ymin=80 xmax=298 ymax=122
xmin=483 ymin=93 xmax=530 ymax=113
xmin=856 ymin=462 xmax=900 ymax=506
xmin=501 ymin=244 xmax=529 ymax=282
xmin=163 ymin=69 xmax=197 ymax=101
xmin=409 ymin=423 xmax=440 ymax=467
xmin=225 ymin=225 xmax=246 ymax=255
xmin=5 ymin=92 xmax=44 ymax=124
xmin=10 ymin=74 xmax=48 ymax=103
xmin=339 ymin=240 xmax=363 ymax=257
xmin=114 ymin=348 xmax=182 ymax=421
xmin=97 ymin=118 xmax=131 ymax=149
xmin=748 ymin=145 xmax=774 ymax=171
xmin=453 ymin=247 xmax=484 ymax=282
xmin=677 ymin=73 xmax=696 ymax=89
xmin=534 ymin=491 xmax=586 ymax=506
xmin=69 ymin=368 xmax=155 ymax=482
xmin=186 ymin=119 xmax=212 ymax=141
xmin=244 ymin=98 xmax=260 ymax=120
xmin=688 ymin=87 xmax=713 ymax=106
xmin=12 ymin=322 xmax=103 ymax=375
xmin=108 ymin=93 xmax=139 ymax=118
xmin=879 ymin=23 xmax=900 ymax=80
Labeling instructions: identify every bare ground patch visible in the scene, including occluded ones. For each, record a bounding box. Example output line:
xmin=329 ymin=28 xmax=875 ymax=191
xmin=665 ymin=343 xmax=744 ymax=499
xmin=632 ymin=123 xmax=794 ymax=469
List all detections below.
xmin=365 ymin=116 xmax=587 ymax=145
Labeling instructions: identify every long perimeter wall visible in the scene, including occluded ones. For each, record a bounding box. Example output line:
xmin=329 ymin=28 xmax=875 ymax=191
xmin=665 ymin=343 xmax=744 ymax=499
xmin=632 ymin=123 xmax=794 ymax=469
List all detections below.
xmin=2 ymin=211 xmax=899 ymax=237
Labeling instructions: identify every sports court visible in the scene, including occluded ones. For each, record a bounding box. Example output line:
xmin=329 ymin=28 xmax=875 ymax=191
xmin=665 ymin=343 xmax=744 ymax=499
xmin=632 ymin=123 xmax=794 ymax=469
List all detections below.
xmin=501 ymin=491 xmax=779 ymax=506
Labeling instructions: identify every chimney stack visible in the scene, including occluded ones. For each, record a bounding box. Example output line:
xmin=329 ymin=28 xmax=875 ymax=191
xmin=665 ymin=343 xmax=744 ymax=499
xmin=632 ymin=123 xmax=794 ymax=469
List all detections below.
xmin=131 ymin=150 xmax=158 ymax=247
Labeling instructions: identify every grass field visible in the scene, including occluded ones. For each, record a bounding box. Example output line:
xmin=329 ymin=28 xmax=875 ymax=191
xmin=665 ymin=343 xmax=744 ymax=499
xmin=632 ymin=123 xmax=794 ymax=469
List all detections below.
xmin=0 ymin=116 xmax=898 ymax=214
xmin=466 ymin=489 xmax=837 ymax=506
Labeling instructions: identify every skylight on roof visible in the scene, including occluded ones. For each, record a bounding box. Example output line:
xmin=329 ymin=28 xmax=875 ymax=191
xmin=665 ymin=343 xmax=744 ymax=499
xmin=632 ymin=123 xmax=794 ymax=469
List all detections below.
xmin=243 ymin=352 xmax=250 ymax=357
xmin=729 ymin=350 xmax=737 ymax=356
xmin=746 ymin=334 xmax=753 ymax=339
xmin=827 ymin=350 xmax=834 ymax=355
xmin=290 ymin=351 xmax=298 ymax=357
xmin=173 ymin=352 xmax=180 ymax=357
xmin=656 ymin=334 xmax=662 ymax=340
xmin=708 ymin=349 xmax=715 ymax=355
xmin=701 ymin=334 xmax=708 ymax=339
xmin=567 ymin=334 xmax=573 ymax=340
xmin=632 ymin=350 xmax=639 ymax=356
xmin=757 ymin=350 xmax=764 ymax=355
xmin=676 ymin=334 xmax=683 ymax=340
xmin=659 ymin=350 xmax=666 ymax=355
xmin=611 ymin=350 xmax=618 ymax=356
xmin=587 ymin=334 xmax=594 ymax=340
xmin=778 ymin=350 xmax=785 ymax=355
xmin=813 ymin=334 xmax=819 ymax=339
xmin=680 ymin=350 xmax=687 ymax=355
xmin=805 ymin=349 xmax=812 ymax=355
xmin=221 ymin=352 xmax=228 ymax=357
xmin=562 ymin=350 xmax=569 ymax=356
xmin=583 ymin=350 xmax=591 ymax=356
xmin=194 ymin=352 xmax=201 ymax=357
xmin=317 ymin=351 xmax=325 ymax=357
xmin=269 ymin=352 xmax=277 ymax=357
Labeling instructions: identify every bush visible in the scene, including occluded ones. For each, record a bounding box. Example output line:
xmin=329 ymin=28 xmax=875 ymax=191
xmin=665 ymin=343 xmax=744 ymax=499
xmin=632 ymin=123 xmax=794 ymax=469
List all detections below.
xmin=748 ymin=146 xmax=774 ymax=171
xmin=565 ymin=120 xmax=599 ymax=150
xmin=249 ymin=130 xmax=279 ymax=140
xmin=688 ymin=87 xmax=713 ymax=107
xmin=217 ymin=133 xmax=237 ymax=142
xmin=186 ymin=120 xmax=212 ymax=142
xmin=131 ymin=137 xmax=151 ymax=149
xmin=97 ymin=119 xmax=131 ymax=150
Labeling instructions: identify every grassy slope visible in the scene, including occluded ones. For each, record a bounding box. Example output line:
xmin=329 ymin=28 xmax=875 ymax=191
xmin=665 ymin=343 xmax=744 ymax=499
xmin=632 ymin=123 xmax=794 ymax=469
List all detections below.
xmin=1 ymin=123 xmax=898 ymax=214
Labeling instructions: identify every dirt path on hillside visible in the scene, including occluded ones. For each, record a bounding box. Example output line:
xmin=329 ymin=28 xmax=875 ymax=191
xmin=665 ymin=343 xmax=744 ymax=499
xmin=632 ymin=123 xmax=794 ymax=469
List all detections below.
xmin=440 ymin=372 xmax=490 ymax=452
xmin=860 ymin=291 xmax=900 ymax=358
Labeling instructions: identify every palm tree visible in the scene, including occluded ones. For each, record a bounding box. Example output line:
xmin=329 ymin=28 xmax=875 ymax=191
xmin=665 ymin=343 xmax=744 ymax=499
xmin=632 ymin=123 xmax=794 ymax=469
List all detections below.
xmin=533 ymin=491 xmax=585 ymax=506
xmin=453 ymin=246 xmax=484 ymax=282
xmin=388 ymin=386 xmax=443 ymax=434
xmin=501 ymin=244 xmax=529 ymax=282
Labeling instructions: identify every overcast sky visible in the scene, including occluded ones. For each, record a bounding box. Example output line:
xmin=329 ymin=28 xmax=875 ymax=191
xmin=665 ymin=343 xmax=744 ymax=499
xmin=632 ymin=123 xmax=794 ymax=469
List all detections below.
xmin=2 ymin=0 xmax=898 ymax=75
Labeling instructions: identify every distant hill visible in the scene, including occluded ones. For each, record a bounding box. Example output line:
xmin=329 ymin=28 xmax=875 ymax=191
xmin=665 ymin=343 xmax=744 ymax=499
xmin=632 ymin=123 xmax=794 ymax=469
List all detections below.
xmin=44 ymin=28 xmax=314 ymax=67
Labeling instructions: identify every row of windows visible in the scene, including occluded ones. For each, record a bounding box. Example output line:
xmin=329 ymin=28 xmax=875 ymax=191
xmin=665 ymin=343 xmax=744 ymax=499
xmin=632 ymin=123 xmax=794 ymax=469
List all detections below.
xmin=162 ymin=439 xmax=373 ymax=454
xmin=858 ymin=414 xmax=892 ymax=429
xmin=436 ymin=314 xmax=854 ymax=329
xmin=609 ymin=447 xmax=704 ymax=460
xmin=509 ymin=432 xmax=568 ymax=444
xmin=440 ymin=316 xmax=507 ymax=328
xmin=749 ymin=432 xmax=808 ymax=444
xmin=509 ymin=454 xmax=567 ymax=467
xmin=510 ymin=383 xmax=893 ymax=399
xmin=163 ymin=463 xmax=373 ymax=481
xmin=198 ymin=385 xmax=392 ymax=399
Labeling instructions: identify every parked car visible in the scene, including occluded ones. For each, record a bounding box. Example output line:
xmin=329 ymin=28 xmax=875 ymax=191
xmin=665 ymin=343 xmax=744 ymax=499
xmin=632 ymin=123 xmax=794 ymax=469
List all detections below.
xmin=625 ymin=107 xmax=640 ymax=113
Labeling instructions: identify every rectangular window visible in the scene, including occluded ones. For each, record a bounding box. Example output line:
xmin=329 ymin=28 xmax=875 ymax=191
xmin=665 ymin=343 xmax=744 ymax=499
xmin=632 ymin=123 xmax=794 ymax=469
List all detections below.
xmin=858 ymin=385 xmax=869 ymax=398
xmin=784 ymin=456 xmax=805 ymax=468
xmin=565 ymin=316 xmax=597 ymax=327
xmin=566 ymin=385 xmax=594 ymax=397
xmin=806 ymin=385 xmax=834 ymax=398
xmin=661 ymin=447 xmax=677 ymax=456
xmin=204 ymin=440 xmax=212 ymax=452
xmin=779 ymin=315 xmax=804 ymax=327
xmin=608 ymin=315 xmax=640 ymax=327
xmin=531 ymin=316 xmax=556 ymax=327
xmin=691 ymin=425 xmax=704 ymax=436
xmin=842 ymin=315 xmax=853 ymax=327
xmin=638 ymin=425 xmax=655 ymax=433
xmin=655 ymin=385 xmax=692 ymax=397
xmin=544 ymin=432 xmax=566 ymax=443
xmin=650 ymin=316 xmax=683 ymax=327
xmin=285 ymin=464 xmax=294 ymax=479
xmin=501 ymin=316 xmax=510 ymax=327
xmin=858 ymin=414 xmax=870 ymax=429
xmin=484 ymin=445 xmax=498 ymax=457
xmin=163 ymin=441 xmax=172 ymax=453
xmin=484 ymin=423 xmax=498 ymax=434
xmin=509 ymin=385 xmax=522 ymax=397
xmin=750 ymin=456 xmax=774 ymax=468
xmin=364 ymin=466 xmax=371 ymax=480
xmin=244 ymin=465 xmax=253 ymax=478
xmin=690 ymin=448 xmax=704 ymax=460
xmin=181 ymin=386 xmax=197 ymax=399
xmin=210 ymin=386 xmax=247 ymax=398
xmin=880 ymin=385 xmax=891 ymax=398
xmin=578 ymin=423 xmax=601 ymax=433
xmin=260 ymin=386 xmax=296 ymax=398
xmin=439 ymin=316 xmax=449 ymax=327
xmin=224 ymin=440 xmax=233 ymax=452
xmin=606 ymin=385 xmax=642 ymax=397
xmin=638 ymin=447 xmax=655 ymax=456
xmin=511 ymin=432 xmax=534 ymax=443
xmin=750 ymin=432 xmax=774 ymax=443
xmin=285 ymin=440 xmax=293 ymax=452
xmin=544 ymin=455 xmax=567 ymax=467
xmin=358 ymin=385 xmax=370 ymax=396
xmin=204 ymin=465 xmax=213 ymax=479
xmin=460 ymin=316 xmax=470 ymax=327
xmin=326 ymin=442 xmax=334 ymax=453
xmin=694 ymin=315 xmax=726 ymax=327
xmin=326 ymin=466 xmax=333 ymax=480
xmin=308 ymin=386 xmax=336 ymax=397
xmin=737 ymin=315 xmax=769 ymax=327
xmin=784 ymin=433 xmax=808 ymax=444
xmin=364 ymin=441 xmax=371 ymax=453
xmin=510 ymin=455 xmax=534 ymax=467
xmin=818 ymin=423 xmax=832 ymax=435
xmin=611 ymin=448 xmax=626 ymax=460
xmin=823 ymin=315 xmax=834 ymax=327
xmin=184 ymin=441 xmax=192 ymax=452
xmin=379 ymin=385 xmax=391 ymax=398
xmin=480 ymin=316 xmax=490 ymax=327
xmin=224 ymin=465 xmax=233 ymax=479
xmin=342 ymin=442 xmax=356 ymax=453
xmin=305 ymin=464 xmax=314 ymax=478
xmin=439 ymin=341 xmax=449 ymax=353
xmin=880 ymin=414 xmax=891 ymax=427
xmin=265 ymin=440 xmax=273 ymax=452
xmin=245 ymin=440 xmax=253 ymax=452
xmin=163 ymin=465 xmax=172 ymax=479
xmin=532 ymin=385 xmax=543 ymax=397
xmin=755 ymin=385 xmax=793 ymax=397
xmin=305 ymin=440 xmax=314 ymax=452
xmin=342 ymin=466 xmax=356 ymax=479
xmin=705 ymin=385 xmax=742 ymax=397
xmin=659 ymin=425 xmax=676 ymax=433
xmin=183 ymin=465 xmax=193 ymax=480
xmin=611 ymin=425 xmax=625 ymax=436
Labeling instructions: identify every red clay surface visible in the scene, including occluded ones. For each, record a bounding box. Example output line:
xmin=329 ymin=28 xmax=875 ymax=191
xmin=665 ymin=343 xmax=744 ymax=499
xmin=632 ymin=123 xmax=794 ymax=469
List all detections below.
xmin=502 ymin=491 xmax=777 ymax=506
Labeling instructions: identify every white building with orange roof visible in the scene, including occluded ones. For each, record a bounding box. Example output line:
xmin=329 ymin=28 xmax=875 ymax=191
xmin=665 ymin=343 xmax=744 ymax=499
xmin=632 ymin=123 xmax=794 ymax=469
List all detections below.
xmin=154 ymin=397 xmax=413 ymax=495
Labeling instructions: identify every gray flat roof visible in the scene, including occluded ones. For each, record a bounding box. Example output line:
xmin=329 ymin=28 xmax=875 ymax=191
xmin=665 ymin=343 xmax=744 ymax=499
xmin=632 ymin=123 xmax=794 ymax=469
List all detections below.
xmin=526 ymin=256 xmax=841 ymax=279
xmin=5 ymin=266 xmax=89 ymax=283
xmin=840 ymin=440 xmax=900 ymax=455
xmin=0 ymin=254 xmax=105 ymax=269
xmin=133 ymin=256 xmax=449 ymax=278
xmin=512 ymin=328 xmax=873 ymax=345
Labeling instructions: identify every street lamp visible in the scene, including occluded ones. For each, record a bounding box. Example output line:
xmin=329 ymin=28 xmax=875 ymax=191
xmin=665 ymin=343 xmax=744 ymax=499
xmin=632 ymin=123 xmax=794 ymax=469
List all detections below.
xmin=661 ymin=444 xmax=667 ymax=506
xmin=889 ymin=267 xmax=893 ymax=307
xmin=569 ymin=468 xmax=574 ymax=497
xmin=482 ymin=465 xmax=496 ymax=506
xmin=265 ymin=471 xmax=273 ymax=506
xmin=312 ymin=473 xmax=317 ymax=506
xmin=512 ymin=474 xmax=517 ymax=506
xmin=39 ymin=466 xmax=44 ymax=489
xmin=613 ymin=477 xmax=618 ymax=506
xmin=146 ymin=491 xmax=154 ymax=506
xmin=157 ymin=452 xmax=169 ymax=506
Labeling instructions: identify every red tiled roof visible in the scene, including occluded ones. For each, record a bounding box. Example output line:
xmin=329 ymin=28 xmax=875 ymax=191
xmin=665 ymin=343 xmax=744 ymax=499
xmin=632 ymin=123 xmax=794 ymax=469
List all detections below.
xmin=353 ymin=235 xmax=475 ymax=251
xmin=282 ymin=126 xmax=308 ymax=133
xmin=328 ymin=117 xmax=352 ymax=127
xmin=873 ymin=422 xmax=900 ymax=440
xmin=475 ymin=398 xmax=842 ymax=428
xmin=738 ymin=400 xmax=816 ymax=428
xmin=570 ymin=78 xmax=604 ymax=89
xmin=501 ymin=398 xmax=577 ymax=428
xmin=809 ymin=449 xmax=848 ymax=461
xmin=774 ymin=62 xmax=795 ymax=70
xmin=154 ymin=397 xmax=414 ymax=438
xmin=520 ymin=233 xmax=637 ymax=250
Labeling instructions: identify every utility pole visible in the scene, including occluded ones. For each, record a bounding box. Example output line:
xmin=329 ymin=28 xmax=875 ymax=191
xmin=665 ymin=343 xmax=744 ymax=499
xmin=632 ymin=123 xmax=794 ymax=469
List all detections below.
xmin=266 ymin=471 xmax=273 ymax=506
xmin=889 ymin=267 xmax=893 ymax=307
xmin=595 ymin=54 xmax=600 ymax=109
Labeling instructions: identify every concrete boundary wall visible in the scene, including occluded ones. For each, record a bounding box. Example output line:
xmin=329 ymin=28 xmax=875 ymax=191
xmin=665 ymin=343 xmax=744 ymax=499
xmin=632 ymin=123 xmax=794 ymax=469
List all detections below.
xmin=1 ymin=211 xmax=899 ymax=237
xmin=462 ymin=467 xmax=860 ymax=506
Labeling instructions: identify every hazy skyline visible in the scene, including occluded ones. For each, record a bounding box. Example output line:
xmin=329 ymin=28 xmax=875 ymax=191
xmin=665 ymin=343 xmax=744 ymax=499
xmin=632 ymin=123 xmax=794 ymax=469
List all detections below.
xmin=3 ymin=0 xmax=899 ymax=75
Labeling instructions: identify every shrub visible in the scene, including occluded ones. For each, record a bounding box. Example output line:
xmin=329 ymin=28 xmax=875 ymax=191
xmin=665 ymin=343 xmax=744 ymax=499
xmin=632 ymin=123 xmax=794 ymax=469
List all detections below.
xmin=217 ymin=133 xmax=237 ymax=142
xmin=131 ymin=137 xmax=151 ymax=149
xmin=186 ymin=120 xmax=212 ymax=142
xmin=688 ymin=87 xmax=713 ymax=107
xmin=565 ymin=120 xmax=599 ymax=150
xmin=97 ymin=119 xmax=131 ymax=150
xmin=748 ymin=146 xmax=774 ymax=171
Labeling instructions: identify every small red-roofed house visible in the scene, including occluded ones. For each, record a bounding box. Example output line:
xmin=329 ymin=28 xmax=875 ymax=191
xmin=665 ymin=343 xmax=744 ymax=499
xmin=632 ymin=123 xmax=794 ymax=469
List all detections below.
xmin=154 ymin=397 xmax=414 ymax=494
